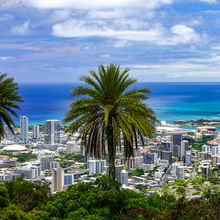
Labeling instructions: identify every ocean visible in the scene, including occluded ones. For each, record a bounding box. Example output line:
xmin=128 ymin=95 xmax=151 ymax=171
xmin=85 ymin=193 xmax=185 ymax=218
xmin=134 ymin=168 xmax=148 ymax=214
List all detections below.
xmin=16 ymin=82 xmax=220 ymax=125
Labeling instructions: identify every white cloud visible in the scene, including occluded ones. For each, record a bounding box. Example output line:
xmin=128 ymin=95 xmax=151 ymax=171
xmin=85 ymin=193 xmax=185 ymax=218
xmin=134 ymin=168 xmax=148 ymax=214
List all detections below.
xmin=167 ymin=25 xmax=201 ymax=45
xmin=112 ymin=40 xmax=131 ymax=48
xmin=0 ymin=56 xmax=13 ymax=61
xmin=48 ymin=10 xmax=72 ymax=22
xmin=0 ymin=0 xmax=19 ymax=8
xmin=199 ymin=0 xmax=218 ymax=4
xmin=52 ymin=18 xmax=202 ymax=46
xmin=127 ymin=54 xmax=220 ymax=79
xmin=10 ymin=20 xmax=30 ymax=35
xmin=52 ymin=20 xmax=163 ymax=41
xmin=22 ymin=0 xmax=173 ymax=10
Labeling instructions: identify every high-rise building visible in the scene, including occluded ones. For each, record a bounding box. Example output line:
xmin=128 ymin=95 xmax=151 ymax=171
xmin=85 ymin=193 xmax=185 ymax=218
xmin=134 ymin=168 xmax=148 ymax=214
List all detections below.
xmin=64 ymin=174 xmax=74 ymax=186
xmin=45 ymin=120 xmax=60 ymax=145
xmin=40 ymin=156 xmax=54 ymax=171
xmin=142 ymin=152 xmax=157 ymax=164
xmin=176 ymin=166 xmax=185 ymax=179
xmin=185 ymin=151 xmax=191 ymax=165
xmin=134 ymin=156 xmax=143 ymax=167
xmin=3 ymin=125 xmax=15 ymax=143
xmin=212 ymin=145 xmax=220 ymax=156
xmin=120 ymin=170 xmax=128 ymax=186
xmin=20 ymin=116 xmax=28 ymax=142
xmin=120 ymin=156 xmax=143 ymax=168
xmin=66 ymin=141 xmax=81 ymax=154
xmin=197 ymin=152 xmax=211 ymax=160
xmin=171 ymin=133 xmax=182 ymax=153
xmin=51 ymin=161 xmax=60 ymax=169
xmin=172 ymin=162 xmax=179 ymax=176
xmin=180 ymin=140 xmax=189 ymax=159
xmin=201 ymin=164 xmax=210 ymax=180
xmin=14 ymin=166 xmax=40 ymax=179
xmin=52 ymin=168 xmax=64 ymax=192
xmin=211 ymin=155 xmax=220 ymax=167
xmin=161 ymin=141 xmax=171 ymax=151
xmin=158 ymin=150 xmax=172 ymax=164
xmin=115 ymin=165 xmax=124 ymax=182
xmin=88 ymin=159 xmax=106 ymax=176
xmin=32 ymin=125 xmax=40 ymax=141
xmin=202 ymin=145 xmax=211 ymax=152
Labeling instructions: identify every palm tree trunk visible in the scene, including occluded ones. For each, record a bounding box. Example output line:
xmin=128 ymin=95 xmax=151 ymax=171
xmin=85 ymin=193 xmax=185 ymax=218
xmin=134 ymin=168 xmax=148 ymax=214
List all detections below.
xmin=106 ymin=122 xmax=116 ymax=190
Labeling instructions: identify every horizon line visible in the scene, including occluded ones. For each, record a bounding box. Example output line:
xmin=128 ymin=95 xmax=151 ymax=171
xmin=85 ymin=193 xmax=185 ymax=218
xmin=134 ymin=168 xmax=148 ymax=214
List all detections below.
xmin=18 ymin=81 xmax=220 ymax=84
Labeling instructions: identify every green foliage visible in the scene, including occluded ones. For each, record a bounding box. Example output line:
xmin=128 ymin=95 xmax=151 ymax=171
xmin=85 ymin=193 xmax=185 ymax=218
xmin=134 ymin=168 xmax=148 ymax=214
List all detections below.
xmin=0 ymin=205 xmax=31 ymax=220
xmin=1 ymin=152 xmax=37 ymax=163
xmin=73 ymin=154 xmax=85 ymax=162
xmin=188 ymin=135 xmax=214 ymax=152
xmin=187 ymin=132 xmax=195 ymax=136
xmin=174 ymin=179 xmax=187 ymax=187
xmin=176 ymin=187 xmax=186 ymax=197
xmin=129 ymin=168 xmax=144 ymax=177
xmin=4 ymin=177 xmax=51 ymax=212
xmin=0 ymin=183 xmax=9 ymax=208
xmin=1 ymin=175 xmax=220 ymax=219
xmin=0 ymin=73 xmax=23 ymax=138
xmin=63 ymin=64 xmax=157 ymax=188
xmin=94 ymin=175 xmax=121 ymax=191
xmin=16 ymin=153 xmax=37 ymax=163
xmin=135 ymin=184 xmax=148 ymax=193
xmin=191 ymin=176 xmax=206 ymax=185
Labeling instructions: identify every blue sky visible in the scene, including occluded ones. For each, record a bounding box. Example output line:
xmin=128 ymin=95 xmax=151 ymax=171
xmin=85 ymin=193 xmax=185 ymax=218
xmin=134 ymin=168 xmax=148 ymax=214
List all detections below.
xmin=1 ymin=0 xmax=220 ymax=82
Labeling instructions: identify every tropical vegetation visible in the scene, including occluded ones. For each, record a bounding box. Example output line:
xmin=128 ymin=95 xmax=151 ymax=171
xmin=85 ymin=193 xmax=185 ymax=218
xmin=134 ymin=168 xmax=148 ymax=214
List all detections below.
xmin=0 ymin=73 xmax=23 ymax=138
xmin=64 ymin=64 xmax=157 ymax=189
xmin=1 ymin=176 xmax=220 ymax=219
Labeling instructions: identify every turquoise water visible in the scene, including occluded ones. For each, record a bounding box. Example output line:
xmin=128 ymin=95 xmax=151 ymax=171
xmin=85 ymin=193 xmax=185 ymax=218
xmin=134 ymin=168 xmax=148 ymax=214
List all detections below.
xmin=16 ymin=82 xmax=220 ymax=125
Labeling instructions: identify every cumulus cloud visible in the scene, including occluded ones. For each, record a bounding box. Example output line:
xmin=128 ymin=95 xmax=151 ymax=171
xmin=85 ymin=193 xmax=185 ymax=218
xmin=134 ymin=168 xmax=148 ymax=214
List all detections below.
xmin=22 ymin=0 xmax=172 ymax=10
xmin=167 ymin=25 xmax=201 ymax=45
xmin=0 ymin=0 xmax=19 ymax=8
xmin=52 ymin=18 xmax=201 ymax=46
xmin=10 ymin=20 xmax=30 ymax=35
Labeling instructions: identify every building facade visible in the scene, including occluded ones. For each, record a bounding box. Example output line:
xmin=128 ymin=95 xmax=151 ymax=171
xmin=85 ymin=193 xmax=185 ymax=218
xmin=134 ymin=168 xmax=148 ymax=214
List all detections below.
xmin=45 ymin=120 xmax=61 ymax=144
xmin=20 ymin=116 xmax=28 ymax=142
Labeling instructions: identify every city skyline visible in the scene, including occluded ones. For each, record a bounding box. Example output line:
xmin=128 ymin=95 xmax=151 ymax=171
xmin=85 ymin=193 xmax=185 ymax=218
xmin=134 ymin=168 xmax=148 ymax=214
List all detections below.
xmin=1 ymin=0 xmax=220 ymax=83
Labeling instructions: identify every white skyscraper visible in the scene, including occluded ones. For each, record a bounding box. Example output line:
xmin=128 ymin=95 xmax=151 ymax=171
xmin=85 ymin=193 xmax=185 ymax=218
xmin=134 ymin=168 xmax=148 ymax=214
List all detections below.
xmin=185 ymin=151 xmax=191 ymax=166
xmin=212 ymin=145 xmax=220 ymax=156
xmin=32 ymin=125 xmax=40 ymax=141
xmin=88 ymin=159 xmax=106 ymax=176
xmin=20 ymin=116 xmax=28 ymax=142
xmin=202 ymin=145 xmax=211 ymax=152
xmin=45 ymin=120 xmax=60 ymax=144
xmin=120 ymin=170 xmax=128 ymax=186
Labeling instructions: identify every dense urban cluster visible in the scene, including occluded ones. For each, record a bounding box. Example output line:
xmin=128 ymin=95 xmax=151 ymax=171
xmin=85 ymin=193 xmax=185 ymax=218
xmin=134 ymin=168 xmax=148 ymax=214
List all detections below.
xmin=1 ymin=117 xmax=220 ymax=200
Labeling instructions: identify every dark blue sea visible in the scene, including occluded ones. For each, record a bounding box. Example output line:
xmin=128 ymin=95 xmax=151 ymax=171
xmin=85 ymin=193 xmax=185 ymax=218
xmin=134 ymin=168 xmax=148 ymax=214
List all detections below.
xmin=16 ymin=82 xmax=220 ymax=125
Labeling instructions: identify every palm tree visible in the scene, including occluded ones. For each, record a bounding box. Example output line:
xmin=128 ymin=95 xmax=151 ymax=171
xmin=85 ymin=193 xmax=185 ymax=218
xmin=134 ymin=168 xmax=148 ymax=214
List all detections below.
xmin=64 ymin=64 xmax=157 ymax=189
xmin=0 ymin=73 xmax=23 ymax=138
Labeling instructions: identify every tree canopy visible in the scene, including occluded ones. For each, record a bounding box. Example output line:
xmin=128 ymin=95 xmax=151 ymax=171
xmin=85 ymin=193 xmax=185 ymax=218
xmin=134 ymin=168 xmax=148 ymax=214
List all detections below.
xmin=0 ymin=73 xmax=23 ymax=138
xmin=64 ymin=64 xmax=158 ymax=188
xmin=1 ymin=177 xmax=220 ymax=219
